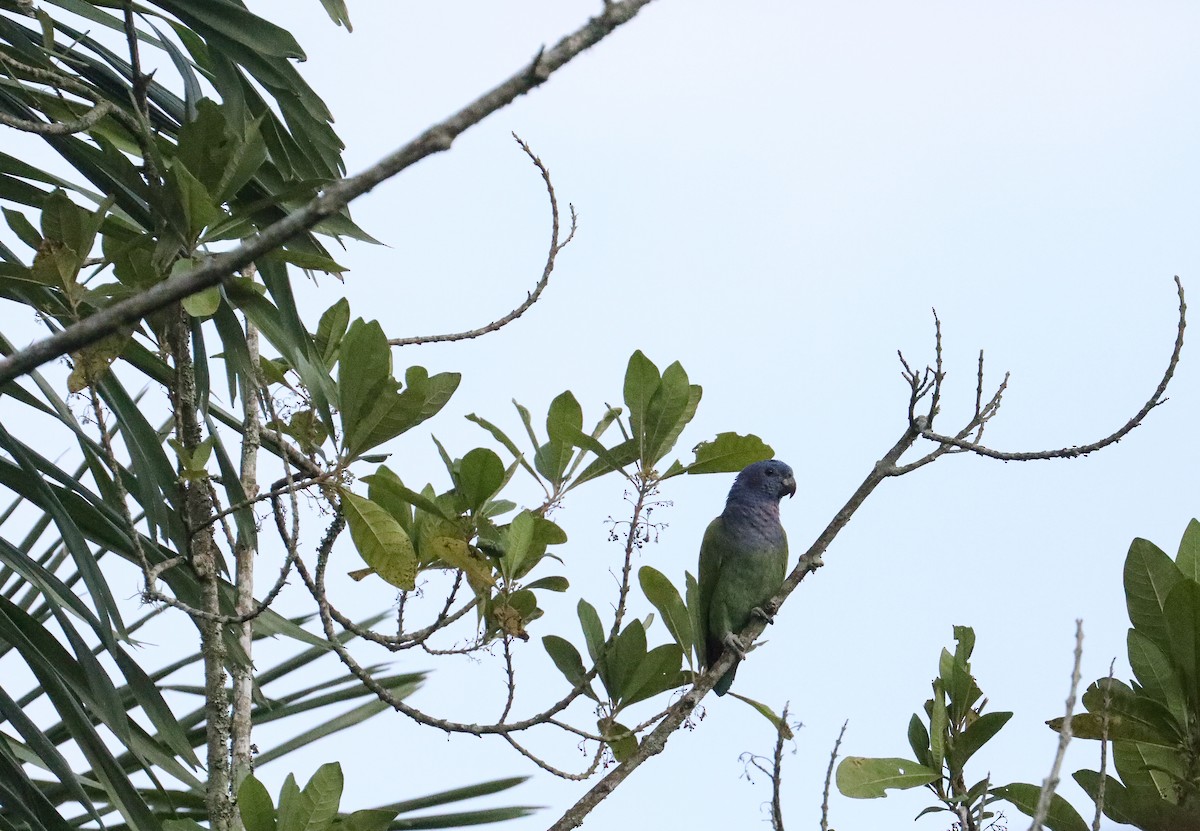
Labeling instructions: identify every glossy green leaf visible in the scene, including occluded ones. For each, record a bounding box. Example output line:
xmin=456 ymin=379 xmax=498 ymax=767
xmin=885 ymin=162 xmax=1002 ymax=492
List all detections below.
xmin=638 ymin=565 xmax=694 ymax=667
xmin=726 ymin=692 xmax=794 ymax=739
xmin=542 ymin=635 xmax=595 ymax=699
xmin=314 ymin=297 xmax=351 ymax=367
xmin=1128 ymin=627 xmax=1187 ymax=720
xmin=621 ymin=643 xmax=684 ymax=706
xmin=457 ymin=448 xmax=505 ymax=511
xmin=1125 ymin=537 xmax=1183 ymax=655
xmin=577 ymin=600 xmax=607 ymax=691
xmin=623 ymin=350 xmax=659 ymax=457
xmin=1163 ymin=579 xmax=1200 ymax=708
xmin=992 ymin=784 xmax=1089 ymax=831
xmin=239 ymin=774 xmax=277 ymax=831
xmin=676 ymin=432 xmax=774 ymax=477
xmin=641 ymin=361 xmax=694 ymax=464
xmin=949 ymin=710 xmax=1010 ymax=771
xmin=1176 ymin=519 xmax=1200 ymax=582
xmin=1073 ymin=770 xmax=1190 ymax=831
xmin=907 ymin=714 xmax=931 ymax=767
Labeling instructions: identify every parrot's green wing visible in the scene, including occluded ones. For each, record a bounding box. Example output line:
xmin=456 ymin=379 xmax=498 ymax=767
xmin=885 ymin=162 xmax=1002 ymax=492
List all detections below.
xmin=696 ymin=516 xmax=729 ymax=672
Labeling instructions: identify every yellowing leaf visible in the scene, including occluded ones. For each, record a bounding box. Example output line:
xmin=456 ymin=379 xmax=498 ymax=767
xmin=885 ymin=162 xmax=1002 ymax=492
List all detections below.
xmin=340 ymin=489 xmax=417 ymax=590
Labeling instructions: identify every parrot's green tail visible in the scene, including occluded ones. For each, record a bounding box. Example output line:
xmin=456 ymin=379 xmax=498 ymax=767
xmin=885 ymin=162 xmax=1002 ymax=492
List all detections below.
xmin=713 ymin=663 xmax=738 ymax=696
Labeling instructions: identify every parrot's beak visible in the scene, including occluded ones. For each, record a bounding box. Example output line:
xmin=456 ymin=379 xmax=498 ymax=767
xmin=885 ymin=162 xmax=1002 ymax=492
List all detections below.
xmin=783 ymin=477 xmax=796 ymax=498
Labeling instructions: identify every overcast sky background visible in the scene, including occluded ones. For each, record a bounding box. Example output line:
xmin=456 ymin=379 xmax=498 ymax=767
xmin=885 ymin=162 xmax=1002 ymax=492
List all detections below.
xmin=260 ymin=3 xmax=1199 ymax=829
xmin=6 ymin=1 xmax=1200 ymax=829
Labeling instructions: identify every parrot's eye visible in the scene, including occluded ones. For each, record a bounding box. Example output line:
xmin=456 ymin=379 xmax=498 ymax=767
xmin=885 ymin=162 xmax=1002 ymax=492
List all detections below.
xmin=765 ymin=468 xmax=776 ymax=476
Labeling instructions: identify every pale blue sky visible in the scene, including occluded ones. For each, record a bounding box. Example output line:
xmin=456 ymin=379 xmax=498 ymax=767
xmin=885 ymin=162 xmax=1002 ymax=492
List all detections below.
xmin=263 ymin=4 xmax=1200 ymax=826
xmin=5 ymin=2 xmax=1200 ymax=829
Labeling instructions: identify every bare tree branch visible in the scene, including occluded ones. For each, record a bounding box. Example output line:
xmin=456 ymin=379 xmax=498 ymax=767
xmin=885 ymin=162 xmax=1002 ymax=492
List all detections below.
xmin=1093 ymin=658 xmax=1116 ymax=831
xmin=0 ymin=100 xmax=113 ymax=135
xmin=390 ymin=134 xmax=577 ymax=347
xmin=1030 ymin=620 xmax=1085 ymax=831
xmin=918 ymin=277 xmax=1185 ymax=463
xmin=0 ymin=0 xmax=659 ymax=387
xmin=821 ymin=720 xmax=848 ymax=831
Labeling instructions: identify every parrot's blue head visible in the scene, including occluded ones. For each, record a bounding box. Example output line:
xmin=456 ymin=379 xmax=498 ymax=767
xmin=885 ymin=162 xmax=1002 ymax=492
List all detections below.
xmin=731 ymin=459 xmax=796 ymax=503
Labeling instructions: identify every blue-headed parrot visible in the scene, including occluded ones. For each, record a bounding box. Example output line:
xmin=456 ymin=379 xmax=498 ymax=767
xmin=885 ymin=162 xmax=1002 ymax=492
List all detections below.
xmin=698 ymin=459 xmax=795 ymax=696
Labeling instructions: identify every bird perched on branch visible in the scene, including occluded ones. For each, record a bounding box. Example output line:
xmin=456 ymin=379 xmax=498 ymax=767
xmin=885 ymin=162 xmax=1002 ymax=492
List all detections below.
xmin=698 ymin=459 xmax=795 ymax=696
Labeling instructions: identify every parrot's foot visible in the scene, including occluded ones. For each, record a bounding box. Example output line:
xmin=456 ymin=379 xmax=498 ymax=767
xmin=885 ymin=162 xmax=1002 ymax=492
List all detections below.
xmin=751 ymin=606 xmax=775 ymax=625
xmin=722 ymin=632 xmax=749 ymax=659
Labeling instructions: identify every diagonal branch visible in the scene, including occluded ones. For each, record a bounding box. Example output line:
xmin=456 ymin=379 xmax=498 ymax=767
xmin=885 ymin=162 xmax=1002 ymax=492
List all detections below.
xmin=0 ymin=0 xmax=659 ymax=387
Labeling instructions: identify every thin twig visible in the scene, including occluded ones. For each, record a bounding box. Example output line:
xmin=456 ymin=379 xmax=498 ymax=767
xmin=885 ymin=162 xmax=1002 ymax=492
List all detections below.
xmin=821 ymin=720 xmax=847 ymax=831
xmin=769 ymin=703 xmax=790 ymax=831
xmin=1030 ymin=620 xmax=1085 ymax=831
xmin=390 ymin=134 xmax=576 ymax=347
xmin=920 ymin=278 xmax=1185 ymax=463
xmin=1093 ymin=658 xmax=1116 ymax=831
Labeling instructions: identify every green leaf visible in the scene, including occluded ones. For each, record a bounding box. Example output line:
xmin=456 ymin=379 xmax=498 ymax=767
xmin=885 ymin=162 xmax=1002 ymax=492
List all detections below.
xmin=346 ymin=365 xmax=462 ymax=458
xmin=1073 ymin=770 xmax=1190 ymax=831
xmin=621 ymin=643 xmax=684 ymax=706
xmin=929 ymin=679 xmax=947 ymax=769
xmin=363 ymin=466 xmax=455 ymax=521
xmin=1047 ymin=713 xmax=1178 ymax=747
xmin=949 ymin=710 xmax=1011 ymax=771
xmin=906 ymin=713 xmax=931 ymax=767
xmin=1113 ymin=739 xmax=1185 ymax=800
xmin=836 ymin=757 xmax=940 ymax=798
xmin=500 ymin=511 xmax=536 ymax=580
xmin=4 ymin=207 xmax=42 ymax=249
xmin=239 ymin=774 xmax=277 ymax=831
xmin=992 ymin=784 xmax=1089 ymax=831
xmin=457 ymin=448 xmax=505 ymax=511
xmin=938 ymin=646 xmax=981 ymax=726
xmin=281 ymin=762 xmax=342 ymax=831
xmin=577 ymin=600 xmax=608 ymax=692
xmin=314 ymin=297 xmax=350 ymax=367
xmin=1125 ymin=537 xmax=1183 ymax=655
xmin=1177 ymin=519 xmax=1200 ymax=582
xmin=1163 ymin=579 xmax=1200 ymax=709
xmin=685 ymin=570 xmax=703 ymax=670
xmin=597 ymin=718 xmax=638 ymax=762
xmin=677 ymin=432 xmax=775 ymax=476
xmin=638 ymin=566 xmax=694 ymax=667
xmin=641 ymin=361 xmax=695 ymax=464
xmin=545 ymin=390 xmax=583 ymax=445
xmin=570 ymin=437 xmax=639 ymax=486
xmin=525 ymin=575 xmax=569 ymax=592
xmin=542 ymin=635 xmax=595 ymax=699
xmin=340 ymin=810 xmax=394 ymax=831
xmin=725 ymin=692 xmax=794 ymax=739
xmin=340 ymin=490 xmax=418 ymax=590
xmin=608 ymin=620 xmax=648 ymax=704
xmin=1128 ymin=627 xmax=1187 ymax=720
xmin=182 ymin=284 xmax=221 ymax=318
xmin=623 ymin=350 xmax=660 ymax=458
xmin=264 ymin=248 xmax=347 ymax=274
xmin=1080 ymin=677 xmax=1183 ymax=745
xmin=168 ymin=163 xmax=224 ymax=242
xmin=338 ymin=319 xmax=391 ymax=452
